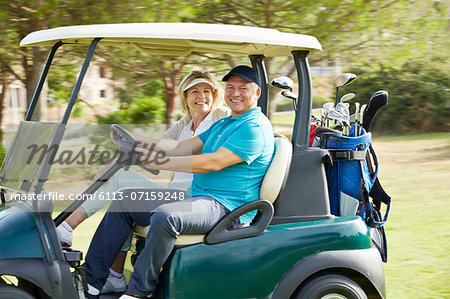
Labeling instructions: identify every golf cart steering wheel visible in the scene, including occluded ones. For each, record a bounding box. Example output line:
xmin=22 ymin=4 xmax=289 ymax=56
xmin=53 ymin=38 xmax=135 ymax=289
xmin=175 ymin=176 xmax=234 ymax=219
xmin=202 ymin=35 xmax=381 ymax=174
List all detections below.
xmin=110 ymin=124 xmax=160 ymax=175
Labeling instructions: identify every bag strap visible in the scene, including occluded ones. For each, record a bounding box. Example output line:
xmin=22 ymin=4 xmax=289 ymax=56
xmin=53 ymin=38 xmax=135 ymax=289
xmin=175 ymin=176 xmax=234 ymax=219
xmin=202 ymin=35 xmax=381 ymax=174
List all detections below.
xmin=327 ymin=149 xmax=367 ymax=162
xmin=358 ymin=161 xmax=391 ymax=228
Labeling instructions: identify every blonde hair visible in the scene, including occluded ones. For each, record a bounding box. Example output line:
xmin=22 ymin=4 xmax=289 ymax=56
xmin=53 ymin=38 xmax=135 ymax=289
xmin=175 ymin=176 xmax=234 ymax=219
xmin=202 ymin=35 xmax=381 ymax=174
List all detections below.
xmin=178 ymin=70 xmax=224 ymax=121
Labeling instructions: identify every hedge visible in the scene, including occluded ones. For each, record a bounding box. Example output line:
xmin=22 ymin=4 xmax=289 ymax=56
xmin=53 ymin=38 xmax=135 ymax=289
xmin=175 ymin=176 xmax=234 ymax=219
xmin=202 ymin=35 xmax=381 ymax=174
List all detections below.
xmin=341 ymin=59 xmax=450 ymax=134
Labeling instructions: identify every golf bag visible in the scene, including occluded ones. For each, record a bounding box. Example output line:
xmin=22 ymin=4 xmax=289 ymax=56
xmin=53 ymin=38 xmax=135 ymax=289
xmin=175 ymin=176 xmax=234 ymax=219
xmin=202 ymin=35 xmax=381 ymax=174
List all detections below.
xmin=320 ymin=125 xmax=391 ymax=229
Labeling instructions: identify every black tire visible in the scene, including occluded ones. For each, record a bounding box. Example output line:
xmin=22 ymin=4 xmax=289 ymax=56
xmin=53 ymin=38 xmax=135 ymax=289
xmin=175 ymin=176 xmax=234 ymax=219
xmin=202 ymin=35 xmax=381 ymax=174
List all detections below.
xmin=293 ymin=274 xmax=368 ymax=299
xmin=0 ymin=285 xmax=35 ymax=299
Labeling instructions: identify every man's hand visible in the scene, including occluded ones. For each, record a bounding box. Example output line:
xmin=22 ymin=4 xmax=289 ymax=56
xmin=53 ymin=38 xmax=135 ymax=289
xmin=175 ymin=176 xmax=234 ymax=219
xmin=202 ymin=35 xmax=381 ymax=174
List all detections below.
xmin=135 ymin=147 xmax=169 ymax=169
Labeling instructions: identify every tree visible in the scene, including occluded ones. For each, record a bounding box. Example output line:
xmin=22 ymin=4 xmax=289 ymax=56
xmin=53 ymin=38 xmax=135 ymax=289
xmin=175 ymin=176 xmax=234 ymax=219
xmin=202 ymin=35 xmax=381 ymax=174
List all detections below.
xmin=0 ymin=1 xmax=212 ymax=127
xmin=0 ymin=0 xmax=446 ymax=132
xmin=0 ymin=0 xmax=157 ymax=122
xmin=195 ymin=0 xmax=449 ymax=118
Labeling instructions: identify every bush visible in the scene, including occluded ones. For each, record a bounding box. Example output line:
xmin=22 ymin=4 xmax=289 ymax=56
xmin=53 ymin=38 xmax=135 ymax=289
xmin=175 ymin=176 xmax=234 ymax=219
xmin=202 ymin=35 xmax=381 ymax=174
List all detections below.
xmin=312 ymin=94 xmax=330 ymax=108
xmin=97 ymin=96 xmax=166 ymax=125
xmin=342 ymin=59 xmax=450 ymax=134
xmin=73 ymin=102 xmax=87 ymax=118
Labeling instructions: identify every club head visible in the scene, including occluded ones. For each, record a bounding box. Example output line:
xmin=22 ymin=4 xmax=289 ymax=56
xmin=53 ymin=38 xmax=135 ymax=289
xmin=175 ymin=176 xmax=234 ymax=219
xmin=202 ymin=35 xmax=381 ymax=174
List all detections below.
xmin=340 ymin=92 xmax=356 ymax=103
xmin=363 ymin=90 xmax=389 ymax=131
xmin=335 ymin=73 xmax=357 ymax=88
xmin=323 ymin=102 xmax=335 ymax=111
xmin=368 ymin=90 xmax=389 ymax=105
xmin=281 ymin=90 xmax=297 ymax=100
xmin=271 ymin=76 xmax=294 ymax=91
xmin=327 ymin=110 xmax=344 ymax=121
xmin=336 ymin=103 xmax=350 ymax=116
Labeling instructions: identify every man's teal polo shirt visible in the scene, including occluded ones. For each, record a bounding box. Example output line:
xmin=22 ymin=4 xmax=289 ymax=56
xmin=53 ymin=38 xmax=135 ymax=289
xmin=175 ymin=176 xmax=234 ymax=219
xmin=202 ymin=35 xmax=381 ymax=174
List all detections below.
xmin=192 ymin=107 xmax=274 ymax=224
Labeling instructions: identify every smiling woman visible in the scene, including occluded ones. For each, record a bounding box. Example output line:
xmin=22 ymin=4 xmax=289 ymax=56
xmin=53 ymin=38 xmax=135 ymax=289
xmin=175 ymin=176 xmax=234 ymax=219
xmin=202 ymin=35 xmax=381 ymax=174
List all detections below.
xmin=178 ymin=70 xmax=225 ymax=124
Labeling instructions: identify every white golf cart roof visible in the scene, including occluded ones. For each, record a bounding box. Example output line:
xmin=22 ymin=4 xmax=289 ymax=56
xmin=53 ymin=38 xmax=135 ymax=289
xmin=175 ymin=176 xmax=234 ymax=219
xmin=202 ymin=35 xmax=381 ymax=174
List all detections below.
xmin=20 ymin=23 xmax=322 ymax=57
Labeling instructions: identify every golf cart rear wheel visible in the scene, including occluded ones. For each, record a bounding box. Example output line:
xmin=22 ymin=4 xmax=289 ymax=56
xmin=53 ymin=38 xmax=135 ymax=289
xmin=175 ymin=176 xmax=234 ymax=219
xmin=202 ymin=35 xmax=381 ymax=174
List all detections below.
xmin=0 ymin=285 xmax=35 ymax=299
xmin=292 ymin=274 xmax=367 ymax=299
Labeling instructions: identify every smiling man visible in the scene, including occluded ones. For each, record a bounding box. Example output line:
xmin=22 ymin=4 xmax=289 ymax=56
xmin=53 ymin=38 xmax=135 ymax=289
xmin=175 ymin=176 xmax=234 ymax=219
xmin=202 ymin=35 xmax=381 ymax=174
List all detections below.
xmin=83 ymin=65 xmax=274 ymax=299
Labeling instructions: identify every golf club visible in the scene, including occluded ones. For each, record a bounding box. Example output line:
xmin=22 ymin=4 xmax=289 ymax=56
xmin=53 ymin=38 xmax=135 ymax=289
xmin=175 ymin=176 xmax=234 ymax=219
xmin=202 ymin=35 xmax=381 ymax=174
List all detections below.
xmin=358 ymin=104 xmax=367 ymax=135
xmin=271 ymin=76 xmax=297 ymax=111
xmin=271 ymin=76 xmax=294 ymax=91
xmin=339 ymin=92 xmax=356 ymax=103
xmin=281 ymin=90 xmax=297 ymax=100
xmin=281 ymin=90 xmax=298 ymax=111
xmin=327 ymin=110 xmax=346 ymax=130
xmin=323 ymin=102 xmax=335 ymax=127
xmin=335 ymin=73 xmax=357 ymax=105
xmin=320 ymin=109 xmax=326 ymax=127
xmin=363 ymin=90 xmax=389 ymax=132
xmin=336 ymin=103 xmax=350 ymax=117
xmin=354 ymin=102 xmax=360 ymax=135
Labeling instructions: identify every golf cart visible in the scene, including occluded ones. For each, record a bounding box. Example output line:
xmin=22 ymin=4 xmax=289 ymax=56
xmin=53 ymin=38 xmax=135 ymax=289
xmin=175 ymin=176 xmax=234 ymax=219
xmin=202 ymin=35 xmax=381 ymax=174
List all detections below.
xmin=0 ymin=23 xmax=388 ymax=298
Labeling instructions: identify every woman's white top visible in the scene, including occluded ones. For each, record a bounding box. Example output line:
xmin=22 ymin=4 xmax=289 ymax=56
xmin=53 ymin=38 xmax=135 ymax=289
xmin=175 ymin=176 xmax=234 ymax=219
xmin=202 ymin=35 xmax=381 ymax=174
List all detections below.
xmin=170 ymin=112 xmax=214 ymax=184
xmin=159 ymin=106 xmax=230 ymax=185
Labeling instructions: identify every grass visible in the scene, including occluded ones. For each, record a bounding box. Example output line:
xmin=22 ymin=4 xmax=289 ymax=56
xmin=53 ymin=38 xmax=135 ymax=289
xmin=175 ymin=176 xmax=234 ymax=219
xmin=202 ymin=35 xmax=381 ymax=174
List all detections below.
xmin=271 ymin=111 xmax=296 ymax=126
xmin=66 ymin=132 xmax=450 ymax=298
xmin=373 ymin=132 xmax=450 ymax=298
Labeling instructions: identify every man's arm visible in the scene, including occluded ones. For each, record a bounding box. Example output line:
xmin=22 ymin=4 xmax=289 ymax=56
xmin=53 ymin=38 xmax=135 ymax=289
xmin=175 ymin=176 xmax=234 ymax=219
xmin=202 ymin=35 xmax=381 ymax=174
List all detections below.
xmin=133 ymin=135 xmax=204 ymax=156
xmin=137 ymin=146 xmax=243 ymax=173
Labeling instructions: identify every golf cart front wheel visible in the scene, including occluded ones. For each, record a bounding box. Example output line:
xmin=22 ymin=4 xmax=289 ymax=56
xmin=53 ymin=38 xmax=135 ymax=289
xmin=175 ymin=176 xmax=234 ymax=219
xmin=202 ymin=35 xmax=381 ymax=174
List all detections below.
xmin=0 ymin=285 xmax=35 ymax=299
xmin=292 ymin=274 xmax=368 ymax=299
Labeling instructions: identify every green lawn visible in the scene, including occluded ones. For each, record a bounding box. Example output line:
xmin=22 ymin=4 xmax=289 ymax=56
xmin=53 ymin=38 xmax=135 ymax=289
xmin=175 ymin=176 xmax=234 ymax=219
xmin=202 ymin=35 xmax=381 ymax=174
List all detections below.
xmin=68 ymin=132 xmax=450 ymax=298
xmin=271 ymin=111 xmax=296 ymax=126
xmin=374 ymin=132 xmax=450 ymax=298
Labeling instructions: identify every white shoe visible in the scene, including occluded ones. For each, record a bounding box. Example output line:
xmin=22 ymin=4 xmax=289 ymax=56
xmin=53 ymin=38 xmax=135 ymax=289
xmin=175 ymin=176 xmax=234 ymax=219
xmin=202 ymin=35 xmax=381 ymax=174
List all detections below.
xmin=101 ymin=273 xmax=127 ymax=294
xmin=56 ymin=221 xmax=73 ymax=247
xmin=119 ymin=290 xmax=152 ymax=298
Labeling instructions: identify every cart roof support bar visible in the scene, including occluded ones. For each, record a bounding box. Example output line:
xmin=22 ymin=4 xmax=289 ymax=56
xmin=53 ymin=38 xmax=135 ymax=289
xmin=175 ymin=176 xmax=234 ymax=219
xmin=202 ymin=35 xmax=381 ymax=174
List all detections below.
xmin=25 ymin=41 xmax=63 ymax=121
xmin=250 ymin=55 xmax=269 ymax=117
xmin=292 ymin=50 xmax=312 ymax=152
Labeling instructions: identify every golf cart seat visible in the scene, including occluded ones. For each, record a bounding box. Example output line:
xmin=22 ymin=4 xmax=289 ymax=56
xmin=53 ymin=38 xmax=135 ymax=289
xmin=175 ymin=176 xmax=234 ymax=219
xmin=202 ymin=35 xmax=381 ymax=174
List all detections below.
xmin=134 ymin=133 xmax=292 ymax=245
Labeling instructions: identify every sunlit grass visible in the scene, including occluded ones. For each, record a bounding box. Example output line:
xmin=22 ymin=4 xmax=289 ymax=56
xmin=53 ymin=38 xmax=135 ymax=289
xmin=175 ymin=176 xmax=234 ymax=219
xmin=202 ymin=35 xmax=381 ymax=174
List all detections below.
xmin=373 ymin=132 xmax=450 ymax=298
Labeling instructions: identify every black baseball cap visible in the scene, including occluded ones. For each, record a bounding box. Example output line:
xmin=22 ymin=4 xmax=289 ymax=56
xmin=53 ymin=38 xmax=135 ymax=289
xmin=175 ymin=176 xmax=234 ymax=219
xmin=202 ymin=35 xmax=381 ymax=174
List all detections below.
xmin=222 ymin=65 xmax=261 ymax=87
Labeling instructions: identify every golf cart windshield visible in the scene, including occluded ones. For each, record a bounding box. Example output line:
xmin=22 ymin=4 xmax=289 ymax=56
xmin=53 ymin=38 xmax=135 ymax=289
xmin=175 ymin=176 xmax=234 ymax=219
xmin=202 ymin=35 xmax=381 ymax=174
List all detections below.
xmin=0 ymin=121 xmax=171 ymax=205
xmin=0 ymin=121 xmax=63 ymax=195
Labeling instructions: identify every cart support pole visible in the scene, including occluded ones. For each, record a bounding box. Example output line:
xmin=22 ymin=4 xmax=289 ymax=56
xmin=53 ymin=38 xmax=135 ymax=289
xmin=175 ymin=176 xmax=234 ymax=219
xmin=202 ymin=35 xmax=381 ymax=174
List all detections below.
xmin=25 ymin=41 xmax=63 ymax=121
xmin=292 ymin=50 xmax=312 ymax=153
xmin=250 ymin=55 xmax=269 ymax=117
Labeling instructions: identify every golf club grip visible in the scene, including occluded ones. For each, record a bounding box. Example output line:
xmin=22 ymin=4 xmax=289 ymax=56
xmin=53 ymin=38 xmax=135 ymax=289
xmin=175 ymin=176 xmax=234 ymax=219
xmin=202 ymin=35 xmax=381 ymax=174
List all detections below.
xmin=363 ymin=90 xmax=388 ymax=132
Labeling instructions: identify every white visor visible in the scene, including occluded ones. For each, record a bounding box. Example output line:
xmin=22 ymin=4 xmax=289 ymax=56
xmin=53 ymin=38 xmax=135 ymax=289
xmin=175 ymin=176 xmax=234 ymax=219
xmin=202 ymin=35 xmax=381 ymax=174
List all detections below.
xmin=183 ymin=78 xmax=216 ymax=92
